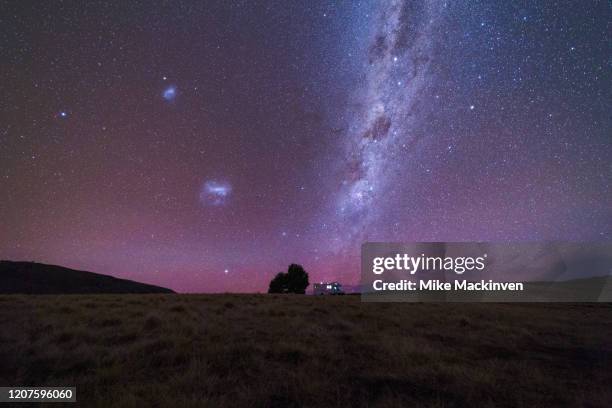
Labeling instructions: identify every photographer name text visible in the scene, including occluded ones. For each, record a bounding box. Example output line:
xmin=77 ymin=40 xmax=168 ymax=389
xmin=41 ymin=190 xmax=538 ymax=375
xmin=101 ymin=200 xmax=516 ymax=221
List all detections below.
xmin=372 ymin=279 xmax=524 ymax=291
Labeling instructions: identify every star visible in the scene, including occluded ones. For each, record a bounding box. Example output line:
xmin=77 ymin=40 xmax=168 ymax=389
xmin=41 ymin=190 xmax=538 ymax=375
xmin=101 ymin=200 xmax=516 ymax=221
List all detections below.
xmin=59 ymin=111 xmax=67 ymax=118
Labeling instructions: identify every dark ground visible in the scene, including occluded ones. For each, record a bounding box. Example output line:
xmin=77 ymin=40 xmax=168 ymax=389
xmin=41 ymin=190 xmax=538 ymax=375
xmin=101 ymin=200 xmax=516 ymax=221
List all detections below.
xmin=0 ymin=294 xmax=610 ymax=407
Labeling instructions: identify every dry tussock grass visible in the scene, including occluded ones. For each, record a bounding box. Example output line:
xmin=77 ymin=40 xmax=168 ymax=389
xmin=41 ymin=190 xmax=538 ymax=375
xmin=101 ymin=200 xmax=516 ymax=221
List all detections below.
xmin=0 ymin=294 xmax=610 ymax=407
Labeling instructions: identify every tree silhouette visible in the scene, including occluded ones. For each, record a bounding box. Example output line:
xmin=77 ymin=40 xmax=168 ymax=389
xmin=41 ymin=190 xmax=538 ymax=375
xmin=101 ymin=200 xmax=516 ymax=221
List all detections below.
xmin=267 ymin=264 xmax=309 ymax=294
xmin=268 ymin=272 xmax=288 ymax=294
xmin=287 ymin=264 xmax=309 ymax=294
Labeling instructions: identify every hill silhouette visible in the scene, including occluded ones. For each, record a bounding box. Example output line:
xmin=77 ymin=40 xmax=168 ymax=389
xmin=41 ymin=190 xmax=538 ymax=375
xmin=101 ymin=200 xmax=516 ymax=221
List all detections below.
xmin=0 ymin=261 xmax=174 ymax=294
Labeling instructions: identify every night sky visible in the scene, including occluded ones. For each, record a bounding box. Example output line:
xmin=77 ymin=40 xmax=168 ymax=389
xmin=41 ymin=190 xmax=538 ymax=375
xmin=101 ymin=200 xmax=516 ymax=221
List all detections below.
xmin=1 ymin=1 xmax=610 ymax=292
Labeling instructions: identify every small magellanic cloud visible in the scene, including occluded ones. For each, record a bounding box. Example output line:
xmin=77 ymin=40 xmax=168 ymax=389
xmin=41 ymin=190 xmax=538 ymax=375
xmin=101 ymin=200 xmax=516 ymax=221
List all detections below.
xmin=163 ymin=86 xmax=177 ymax=101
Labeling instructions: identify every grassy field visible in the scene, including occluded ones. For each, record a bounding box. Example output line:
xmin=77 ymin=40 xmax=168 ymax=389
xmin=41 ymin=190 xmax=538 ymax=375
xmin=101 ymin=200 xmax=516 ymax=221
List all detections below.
xmin=0 ymin=294 xmax=611 ymax=407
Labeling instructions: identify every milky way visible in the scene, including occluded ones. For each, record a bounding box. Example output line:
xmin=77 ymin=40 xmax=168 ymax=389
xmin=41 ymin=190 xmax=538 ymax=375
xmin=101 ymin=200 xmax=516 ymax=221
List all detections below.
xmin=335 ymin=0 xmax=445 ymax=246
xmin=1 ymin=1 xmax=610 ymax=292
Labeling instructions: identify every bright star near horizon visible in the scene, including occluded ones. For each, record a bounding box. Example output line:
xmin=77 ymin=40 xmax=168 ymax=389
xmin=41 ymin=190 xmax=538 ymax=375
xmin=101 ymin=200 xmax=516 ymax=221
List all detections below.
xmin=59 ymin=111 xmax=67 ymax=117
